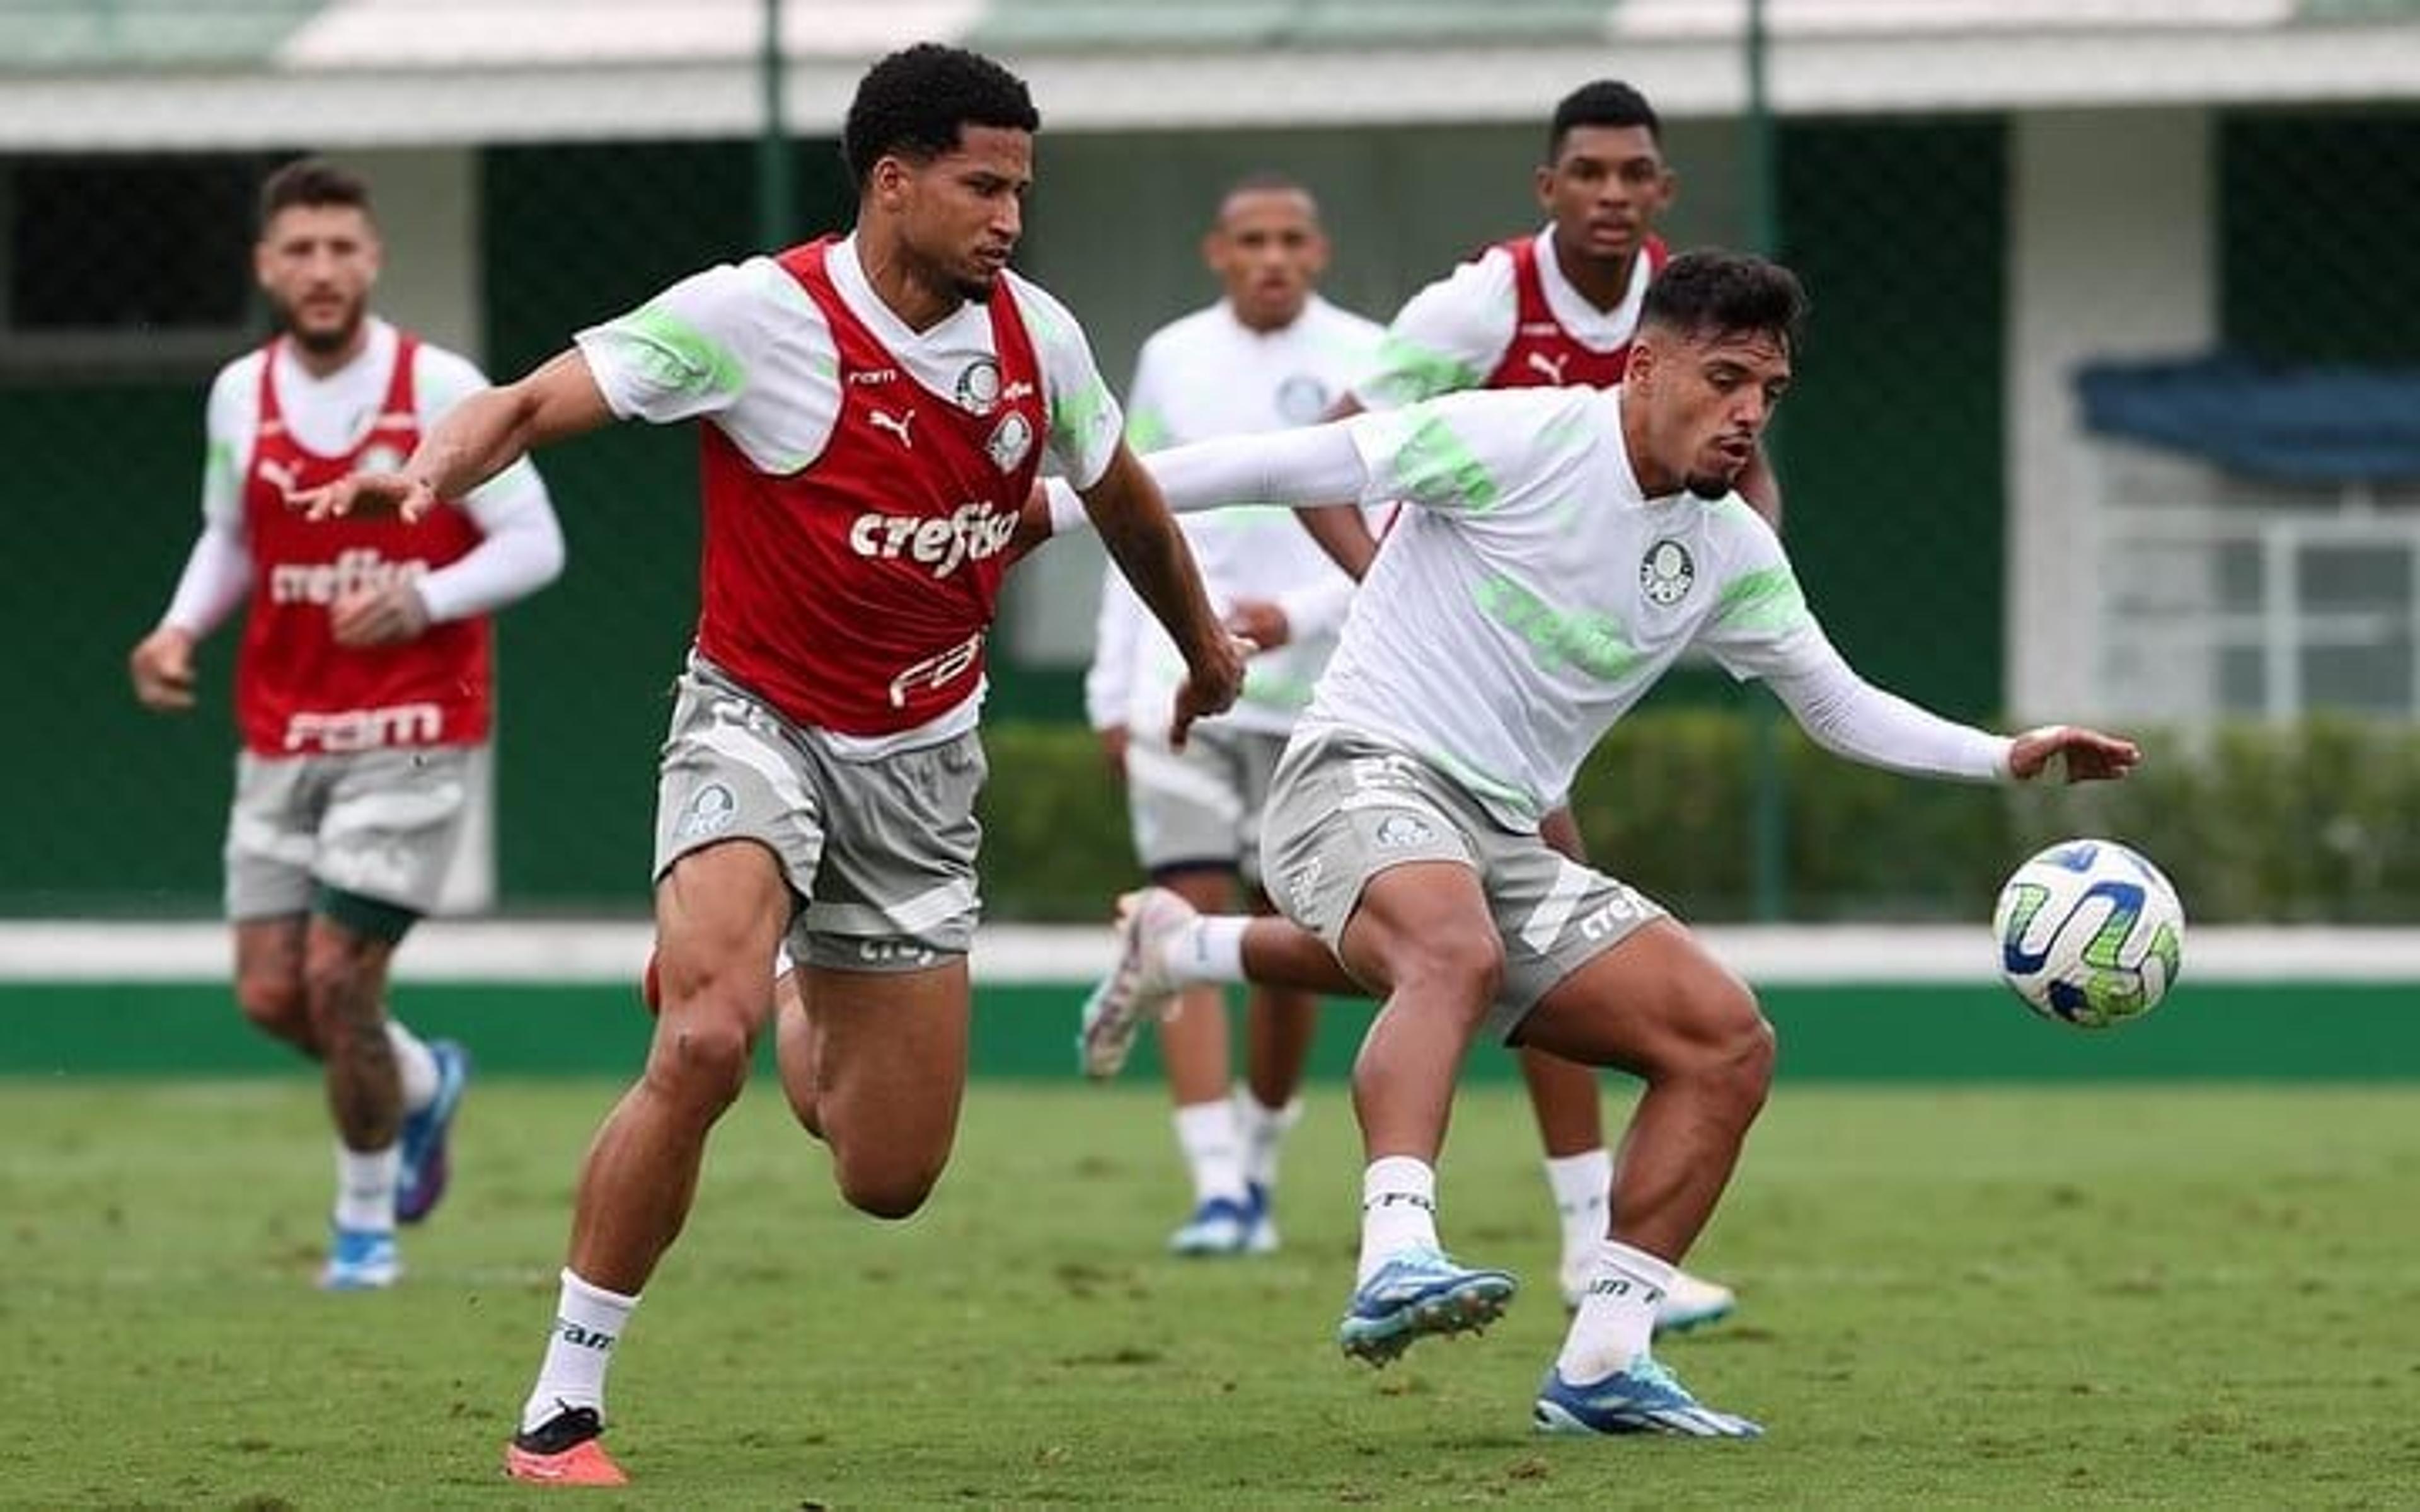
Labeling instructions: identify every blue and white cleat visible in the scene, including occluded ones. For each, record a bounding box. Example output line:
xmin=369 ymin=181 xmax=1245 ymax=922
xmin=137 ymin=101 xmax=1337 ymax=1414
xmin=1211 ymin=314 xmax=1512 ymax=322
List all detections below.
xmin=1243 ymin=1181 xmax=1280 ymax=1255
xmin=396 ymin=1040 xmax=471 ymax=1225
xmin=1169 ymin=1194 xmax=1257 ymax=1256
xmin=1533 ymin=1355 xmax=1763 ymax=1438
xmin=1337 ymin=1247 xmax=1516 ymax=1366
xmin=318 ymin=1225 xmax=401 ymax=1291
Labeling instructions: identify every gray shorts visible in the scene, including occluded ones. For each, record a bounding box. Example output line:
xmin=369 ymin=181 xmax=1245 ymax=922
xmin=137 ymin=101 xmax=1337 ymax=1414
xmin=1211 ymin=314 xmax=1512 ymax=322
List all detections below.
xmin=1123 ymin=722 xmax=1288 ymax=888
xmin=1260 ymin=727 xmax=1665 ymax=1042
xmin=654 ymin=656 xmax=987 ymax=973
xmin=224 ymin=745 xmax=473 ymax=919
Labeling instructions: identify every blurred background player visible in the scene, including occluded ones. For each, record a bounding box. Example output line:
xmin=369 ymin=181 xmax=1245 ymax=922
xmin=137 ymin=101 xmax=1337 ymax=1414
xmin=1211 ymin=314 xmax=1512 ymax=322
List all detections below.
xmin=1090 ymin=80 xmax=1746 ymax=1331
xmin=1079 ymin=174 xmax=1383 ymax=1256
xmin=125 ymin=158 xmax=565 ymax=1290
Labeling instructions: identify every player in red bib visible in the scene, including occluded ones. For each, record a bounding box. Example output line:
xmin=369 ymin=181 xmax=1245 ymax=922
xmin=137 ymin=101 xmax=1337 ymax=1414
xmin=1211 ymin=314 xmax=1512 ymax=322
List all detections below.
xmin=129 ymin=159 xmax=564 ymax=1294
xmin=300 ymin=45 xmax=1243 ymax=1488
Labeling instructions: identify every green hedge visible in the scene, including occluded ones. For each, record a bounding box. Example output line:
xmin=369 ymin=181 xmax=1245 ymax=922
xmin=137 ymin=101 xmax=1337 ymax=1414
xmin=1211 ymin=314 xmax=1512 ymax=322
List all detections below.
xmin=976 ymin=712 xmax=2420 ymax=924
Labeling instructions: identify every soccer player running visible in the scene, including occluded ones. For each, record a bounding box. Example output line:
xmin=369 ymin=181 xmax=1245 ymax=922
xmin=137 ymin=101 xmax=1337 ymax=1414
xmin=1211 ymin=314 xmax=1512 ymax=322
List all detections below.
xmin=1077 ymin=175 xmax=1383 ymax=1256
xmin=1086 ymin=79 xmax=1750 ymax=1331
xmin=296 ymin=45 xmax=1242 ymax=1487
xmin=127 ymin=159 xmax=564 ymax=1292
xmin=1068 ymin=249 xmax=2138 ymax=1435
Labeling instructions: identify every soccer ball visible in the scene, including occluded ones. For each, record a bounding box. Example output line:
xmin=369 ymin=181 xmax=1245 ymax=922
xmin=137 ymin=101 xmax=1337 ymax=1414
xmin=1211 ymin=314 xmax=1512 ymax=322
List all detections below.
xmin=1992 ymin=838 xmax=2186 ymax=1029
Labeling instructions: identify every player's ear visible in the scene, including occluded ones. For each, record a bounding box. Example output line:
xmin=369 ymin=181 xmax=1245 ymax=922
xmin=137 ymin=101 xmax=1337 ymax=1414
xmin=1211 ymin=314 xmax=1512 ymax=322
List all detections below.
xmin=1531 ymin=161 xmax=1557 ymax=212
xmin=1199 ymin=226 xmax=1224 ymax=277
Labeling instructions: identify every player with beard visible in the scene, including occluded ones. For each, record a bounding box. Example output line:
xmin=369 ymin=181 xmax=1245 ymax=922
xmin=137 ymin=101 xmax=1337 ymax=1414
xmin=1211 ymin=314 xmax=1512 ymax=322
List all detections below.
xmin=1054 ymin=249 xmax=2138 ymax=1435
xmin=129 ymin=159 xmax=565 ymax=1291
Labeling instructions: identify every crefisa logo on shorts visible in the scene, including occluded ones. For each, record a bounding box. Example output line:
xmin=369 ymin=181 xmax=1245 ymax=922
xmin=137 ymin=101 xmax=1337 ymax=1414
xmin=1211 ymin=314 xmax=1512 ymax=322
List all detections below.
xmin=1640 ymin=539 xmax=1696 ymax=607
xmin=676 ymin=782 xmax=737 ymax=842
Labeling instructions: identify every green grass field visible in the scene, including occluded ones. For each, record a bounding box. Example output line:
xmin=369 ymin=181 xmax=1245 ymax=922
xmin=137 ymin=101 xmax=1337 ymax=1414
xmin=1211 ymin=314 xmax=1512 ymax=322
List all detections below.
xmin=8 ymin=1078 xmax=2420 ymax=1509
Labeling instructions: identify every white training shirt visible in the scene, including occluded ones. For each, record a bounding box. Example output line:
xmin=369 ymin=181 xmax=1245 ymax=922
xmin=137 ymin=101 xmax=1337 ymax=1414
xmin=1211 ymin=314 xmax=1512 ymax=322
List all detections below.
xmin=1113 ymin=386 xmax=2012 ymax=833
xmin=1350 ymin=226 xmax=1657 ymax=411
xmin=1085 ymin=294 xmax=1384 ymax=738
xmin=165 ymin=318 xmax=560 ymax=636
xmin=575 ymin=233 xmax=1123 ymax=490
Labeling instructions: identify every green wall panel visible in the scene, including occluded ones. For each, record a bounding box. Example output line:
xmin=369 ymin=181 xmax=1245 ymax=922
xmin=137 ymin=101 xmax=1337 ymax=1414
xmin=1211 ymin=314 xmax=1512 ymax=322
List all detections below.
xmin=1775 ymin=118 xmax=2007 ymax=720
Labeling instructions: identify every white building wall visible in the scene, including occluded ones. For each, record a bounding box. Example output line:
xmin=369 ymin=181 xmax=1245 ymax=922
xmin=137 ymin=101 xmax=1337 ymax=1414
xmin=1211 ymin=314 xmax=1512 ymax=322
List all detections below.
xmin=2005 ymin=108 xmax=2215 ymax=719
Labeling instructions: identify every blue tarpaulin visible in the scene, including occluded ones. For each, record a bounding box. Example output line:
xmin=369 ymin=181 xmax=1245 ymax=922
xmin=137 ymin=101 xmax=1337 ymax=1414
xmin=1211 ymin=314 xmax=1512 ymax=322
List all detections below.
xmin=2075 ymin=355 xmax=2420 ymax=483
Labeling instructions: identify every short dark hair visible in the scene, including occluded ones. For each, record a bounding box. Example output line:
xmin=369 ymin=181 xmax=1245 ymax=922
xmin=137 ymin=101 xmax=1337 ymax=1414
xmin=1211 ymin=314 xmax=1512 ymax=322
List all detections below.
xmin=842 ymin=43 xmax=1040 ymax=187
xmin=1216 ymin=171 xmax=1318 ymax=224
xmin=259 ymin=157 xmax=372 ymax=229
xmin=1548 ymin=79 xmax=1661 ymax=163
xmin=1642 ymin=249 xmax=1809 ymax=354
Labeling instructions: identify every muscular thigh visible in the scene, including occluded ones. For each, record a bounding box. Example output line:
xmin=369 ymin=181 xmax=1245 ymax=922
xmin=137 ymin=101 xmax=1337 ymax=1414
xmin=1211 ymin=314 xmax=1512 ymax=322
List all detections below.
xmin=798 ymin=960 xmax=971 ymax=1152
xmin=1514 ymin=919 xmax=1761 ymax=1080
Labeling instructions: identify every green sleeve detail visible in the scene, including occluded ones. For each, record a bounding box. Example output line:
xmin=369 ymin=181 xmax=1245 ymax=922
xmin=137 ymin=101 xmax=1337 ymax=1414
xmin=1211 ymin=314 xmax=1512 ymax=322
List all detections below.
xmin=1388 ymin=410 xmax=1500 ymax=512
xmin=1053 ymin=375 xmax=1113 ymax=457
xmin=1360 ymin=332 xmax=1481 ymax=407
xmin=614 ymin=304 xmax=747 ymax=401
xmin=1713 ymin=564 xmax=1811 ymax=636
xmin=1125 ymin=406 xmax=1169 ymax=451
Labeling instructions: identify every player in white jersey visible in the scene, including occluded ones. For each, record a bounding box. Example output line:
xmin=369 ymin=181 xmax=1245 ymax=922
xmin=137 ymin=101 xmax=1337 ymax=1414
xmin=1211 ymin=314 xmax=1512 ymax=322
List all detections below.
xmin=302 ymin=47 xmax=1242 ymax=1487
xmin=1085 ymin=81 xmax=1746 ymax=1331
xmin=128 ymin=159 xmax=562 ymax=1292
xmin=1076 ymin=176 xmax=1383 ymax=1256
xmin=1059 ymin=250 xmax=2139 ymax=1436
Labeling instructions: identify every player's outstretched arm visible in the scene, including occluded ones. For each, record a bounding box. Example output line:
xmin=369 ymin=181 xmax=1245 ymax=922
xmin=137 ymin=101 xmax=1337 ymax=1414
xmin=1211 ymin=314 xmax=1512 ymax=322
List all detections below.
xmin=1762 ymin=641 xmax=2138 ymax=786
xmin=293 ymin=349 xmax=614 ymax=524
xmin=1078 ymin=442 xmax=1244 ymax=747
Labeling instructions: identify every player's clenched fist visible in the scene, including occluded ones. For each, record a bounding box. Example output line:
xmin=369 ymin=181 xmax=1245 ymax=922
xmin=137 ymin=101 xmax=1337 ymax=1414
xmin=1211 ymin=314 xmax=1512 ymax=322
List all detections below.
xmin=128 ymin=625 xmax=199 ymax=711
xmin=1168 ymin=630 xmax=1249 ymax=749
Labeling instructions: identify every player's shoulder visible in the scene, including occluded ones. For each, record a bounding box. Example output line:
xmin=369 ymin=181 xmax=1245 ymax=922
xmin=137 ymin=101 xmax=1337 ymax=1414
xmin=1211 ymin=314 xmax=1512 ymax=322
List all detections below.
xmin=406 ymin=335 xmax=493 ymax=392
xmin=207 ymin=343 xmax=268 ymax=396
xmin=1302 ymin=295 xmax=1386 ymax=345
xmin=1133 ymin=301 xmax=1231 ymax=366
xmin=998 ymin=266 xmax=1088 ymax=347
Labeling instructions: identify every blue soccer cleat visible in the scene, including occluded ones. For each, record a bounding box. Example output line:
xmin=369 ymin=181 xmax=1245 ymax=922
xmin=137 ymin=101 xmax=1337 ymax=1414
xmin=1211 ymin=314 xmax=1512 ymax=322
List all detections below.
xmin=1168 ymin=1194 xmax=1257 ymax=1256
xmin=1243 ymin=1181 xmax=1279 ymax=1256
xmin=1533 ymin=1355 xmax=1763 ymax=1438
xmin=1337 ymin=1246 xmax=1516 ymax=1366
xmin=396 ymin=1039 xmax=470 ymax=1225
xmin=318 ymin=1225 xmax=400 ymax=1291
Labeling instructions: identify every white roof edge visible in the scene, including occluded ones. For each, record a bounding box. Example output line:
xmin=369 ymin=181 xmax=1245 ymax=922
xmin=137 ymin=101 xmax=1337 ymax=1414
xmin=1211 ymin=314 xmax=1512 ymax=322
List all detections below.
xmin=2 ymin=28 xmax=2417 ymax=151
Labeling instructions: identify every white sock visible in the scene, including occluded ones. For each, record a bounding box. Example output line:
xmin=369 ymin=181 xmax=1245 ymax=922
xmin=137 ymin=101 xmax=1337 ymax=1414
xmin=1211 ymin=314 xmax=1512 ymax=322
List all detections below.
xmin=1544 ymin=1148 xmax=1613 ymax=1272
xmin=333 ymin=1142 xmax=400 ymax=1232
xmin=386 ymin=1018 xmax=441 ymax=1113
xmin=1555 ymin=1240 xmax=1675 ymax=1383
xmin=1167 ymin=916 xmax=1248 ymax=987
xmin=1173 ymin=1100 xmax=1248 ymax=1205
xmin=1357 ymin=1156 xmax=1439 ymax=1283
xmin=1234 ymin=1087 xmax=1302 ymax=1193
xmin=520 ymin=1268 xmax=640 ymax=1435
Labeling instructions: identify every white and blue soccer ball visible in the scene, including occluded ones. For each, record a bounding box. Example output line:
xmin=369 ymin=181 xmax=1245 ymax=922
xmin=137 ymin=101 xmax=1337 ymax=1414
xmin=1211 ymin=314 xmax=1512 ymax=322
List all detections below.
xmin=1993 ymin=838 xmax=2186 ymax=1029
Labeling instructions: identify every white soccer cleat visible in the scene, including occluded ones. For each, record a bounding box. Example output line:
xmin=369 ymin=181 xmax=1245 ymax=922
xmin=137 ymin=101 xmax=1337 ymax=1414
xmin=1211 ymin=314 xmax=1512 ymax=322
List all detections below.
xmin=1076 ymin=887 xmax=1192 ymax=1080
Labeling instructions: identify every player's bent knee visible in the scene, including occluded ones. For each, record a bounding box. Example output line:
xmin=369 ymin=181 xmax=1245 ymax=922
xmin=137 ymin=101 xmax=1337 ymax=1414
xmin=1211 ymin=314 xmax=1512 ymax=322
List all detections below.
xmin=1391 ymin=922 xmax=1506 ymax=1007
xmin=236 ymin=975 xmax=309 ymax=1043
xmin=645 ymin=1016 xmax=756 ymax=1108
xmin=834 ymin=1155 xmax=943 ymax=1220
